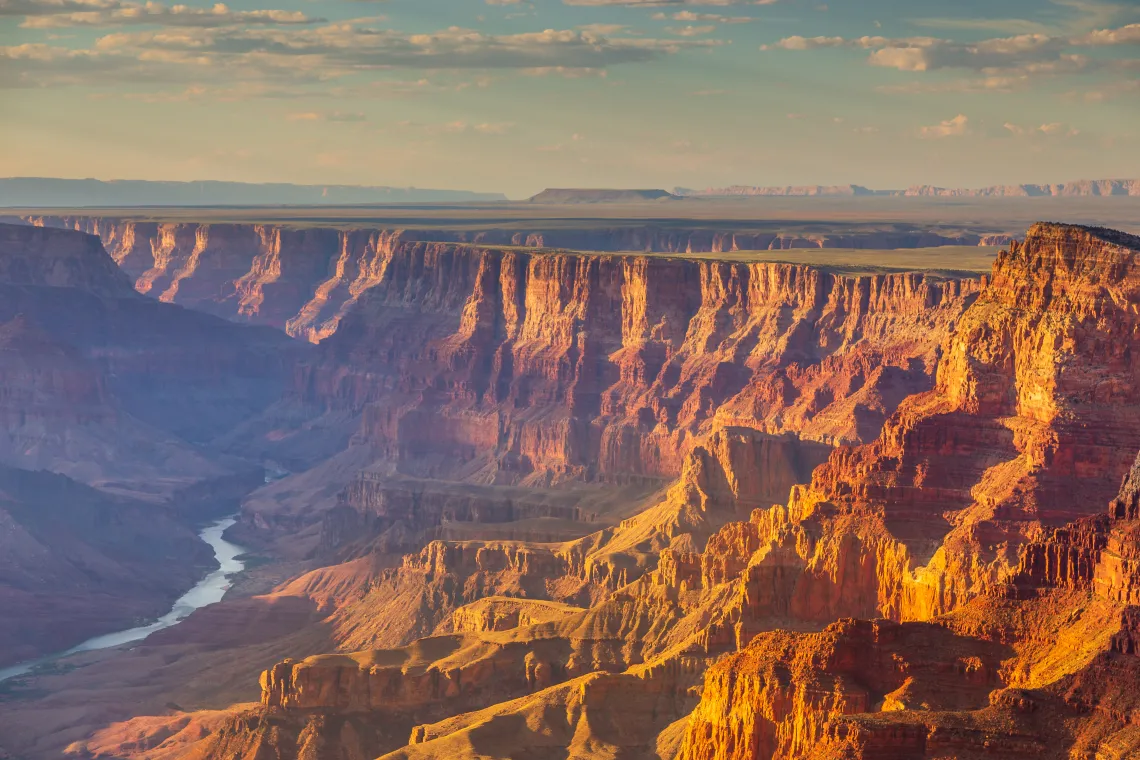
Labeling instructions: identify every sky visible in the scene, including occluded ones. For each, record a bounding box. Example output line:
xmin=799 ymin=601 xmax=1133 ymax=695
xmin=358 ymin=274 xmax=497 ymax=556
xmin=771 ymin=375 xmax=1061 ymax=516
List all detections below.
xmin=2 ymin=0 xmax=1139 ymax=197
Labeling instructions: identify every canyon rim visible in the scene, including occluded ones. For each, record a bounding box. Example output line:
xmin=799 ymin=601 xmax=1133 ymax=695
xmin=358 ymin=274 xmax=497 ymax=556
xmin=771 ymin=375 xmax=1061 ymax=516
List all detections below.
xmin=5 ymin=0 xmax=1140 ymax=757
xmin=0 ymin=212 xmax=1138 ymax=760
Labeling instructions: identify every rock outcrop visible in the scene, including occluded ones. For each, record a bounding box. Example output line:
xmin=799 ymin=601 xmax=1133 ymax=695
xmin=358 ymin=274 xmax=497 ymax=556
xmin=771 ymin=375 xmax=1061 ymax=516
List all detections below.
xmin=731 ymin=223 xmax=1140 ymax=624
xmin=677 ymin=618 xmax=1009 ymax=760
xmin=677 ymin=450 xmax=1140 ymax=760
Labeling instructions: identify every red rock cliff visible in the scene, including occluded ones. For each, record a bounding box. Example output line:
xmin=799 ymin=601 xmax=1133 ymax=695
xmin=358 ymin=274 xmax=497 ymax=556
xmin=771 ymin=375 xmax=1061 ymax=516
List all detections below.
xmin=300 ymin=248 xmax=978 ymax=488
xmin=719 ymin=223 xmax=1140 ymax=624
xmin=24 ymin=215 xmax=994 ymax=341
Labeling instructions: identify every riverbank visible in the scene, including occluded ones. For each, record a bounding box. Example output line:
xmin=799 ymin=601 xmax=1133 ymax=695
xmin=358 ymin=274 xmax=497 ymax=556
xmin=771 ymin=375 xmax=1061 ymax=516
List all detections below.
xmin=0 ymin=517 xmax=246 ymax=683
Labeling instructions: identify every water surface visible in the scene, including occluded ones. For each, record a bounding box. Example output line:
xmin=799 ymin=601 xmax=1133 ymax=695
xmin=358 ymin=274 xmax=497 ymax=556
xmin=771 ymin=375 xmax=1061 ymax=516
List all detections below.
xmin=0 ymin=516 xmax=245 ymax=683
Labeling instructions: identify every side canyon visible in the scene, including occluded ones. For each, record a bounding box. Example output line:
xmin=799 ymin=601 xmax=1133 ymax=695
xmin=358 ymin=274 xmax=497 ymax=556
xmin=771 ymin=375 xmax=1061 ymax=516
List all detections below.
xmin=2 ymin=220 xmax=1140 ymax=760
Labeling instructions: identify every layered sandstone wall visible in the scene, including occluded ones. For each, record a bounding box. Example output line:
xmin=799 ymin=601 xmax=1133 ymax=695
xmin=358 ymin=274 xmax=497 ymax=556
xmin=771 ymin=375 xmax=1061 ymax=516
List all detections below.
xmin=678 ymin=402 xmax=1140 ymax=760
xmin=740 ymin=223 xmax=1140 ymax=623
xmin=16 ymin=218 xmax=981 ymax=495
xmin=46 ymin=224 xmax=1140 ymax=760
xmin=24 ymin=214 xmax=996 ymax=336
xmin=676 ymin=619 xmax=1006 ymax=760
xmin=303 ymin=247 xmax=977 ymax=487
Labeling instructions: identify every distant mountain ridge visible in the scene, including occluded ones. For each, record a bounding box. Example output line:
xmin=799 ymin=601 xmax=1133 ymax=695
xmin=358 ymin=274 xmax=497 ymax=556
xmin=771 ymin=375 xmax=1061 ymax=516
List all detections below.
xmin=674 ymin=184 xmax=889 ymax=198
xmin=676 ymin=178 xmax=1140 ymax=198
xmin=528 ymin=188 xmax=677 ymax=203
xmin=901 ymin=179 xmax=1140 ymax=197
xmin=0 ymin=177 xmax=507 ymax=207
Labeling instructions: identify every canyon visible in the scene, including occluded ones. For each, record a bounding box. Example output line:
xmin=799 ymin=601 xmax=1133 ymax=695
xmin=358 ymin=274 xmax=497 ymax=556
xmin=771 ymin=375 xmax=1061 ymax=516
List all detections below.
xmin=0 ymin=222 xmax=296 ymax=666
xmin=21 ymin=215 xmax=1006 ymax=343
xmin=1 ymin=217 xmax=1140 ymax=760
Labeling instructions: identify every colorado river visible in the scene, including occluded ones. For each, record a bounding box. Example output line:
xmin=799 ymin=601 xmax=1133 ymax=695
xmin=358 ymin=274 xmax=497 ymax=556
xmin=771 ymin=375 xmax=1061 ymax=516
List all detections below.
xmin=0 ymin=516 xmax=246 ymax=683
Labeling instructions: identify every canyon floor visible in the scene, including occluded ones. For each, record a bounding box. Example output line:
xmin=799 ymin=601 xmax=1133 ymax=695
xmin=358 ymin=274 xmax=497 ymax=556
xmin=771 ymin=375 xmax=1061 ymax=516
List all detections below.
xmin=2 ymin=199 xmax=1140 ymax=760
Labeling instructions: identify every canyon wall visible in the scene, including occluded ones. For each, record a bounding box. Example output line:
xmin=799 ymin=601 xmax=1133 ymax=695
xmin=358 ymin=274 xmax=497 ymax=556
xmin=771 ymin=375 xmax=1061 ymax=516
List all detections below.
xmin=39 ymin=223 xmax=1140 ymax=760
xmin=677 ymin=446 xmax=1140 ymax=760
xmin=255 ymin=223 xmax=1140 ymax=759
xmin=0 ymin=223 xmax=300 ymax=448
xmin=229 ymin=244 xmax=983 ymax=574
xmin=22 ymin=217 xmax=994 ymax=342
xmin=298 ymin=248 xmax=979 ymax=488
xmin=0 ymin=223 xmax=301 ymax=492
xmin=712 ymin=222 xmax=1140 ymax=626
xmin=0 ymin=222 xmax=306 ymax=665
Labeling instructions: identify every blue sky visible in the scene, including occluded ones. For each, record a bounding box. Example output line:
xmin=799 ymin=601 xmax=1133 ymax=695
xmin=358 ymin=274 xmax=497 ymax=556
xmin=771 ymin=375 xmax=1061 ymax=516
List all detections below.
xmin=2 ymin=0 xmax=1139 ymax=196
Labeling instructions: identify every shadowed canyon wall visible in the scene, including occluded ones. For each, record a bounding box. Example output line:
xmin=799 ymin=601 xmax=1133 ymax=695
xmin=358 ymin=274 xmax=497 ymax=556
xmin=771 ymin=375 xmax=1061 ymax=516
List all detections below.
xmin=0 ymin=222 xmax=305 ymax=666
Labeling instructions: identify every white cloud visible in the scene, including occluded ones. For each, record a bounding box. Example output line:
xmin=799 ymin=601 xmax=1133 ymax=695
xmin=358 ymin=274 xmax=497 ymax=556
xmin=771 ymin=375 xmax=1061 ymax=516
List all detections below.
xmin=919 ymin=114 xmax=969 ymax=138
xmin=11 ymin=0 xmax=323 ymax=28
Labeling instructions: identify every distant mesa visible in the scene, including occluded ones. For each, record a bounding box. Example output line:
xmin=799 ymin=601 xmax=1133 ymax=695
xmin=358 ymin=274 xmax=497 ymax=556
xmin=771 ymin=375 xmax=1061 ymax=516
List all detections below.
xmin=528 ymin=188 xmax=678 ymax=203
xmin=675 ymin=177 xmax=1140 ymax=198
xmin=900 ymin=178 xmax=1140 ymax=197
xmin=673 ymin=184 xmax=888 ymax=198
xmin=0 ymin=177 xmax=507 ymax=207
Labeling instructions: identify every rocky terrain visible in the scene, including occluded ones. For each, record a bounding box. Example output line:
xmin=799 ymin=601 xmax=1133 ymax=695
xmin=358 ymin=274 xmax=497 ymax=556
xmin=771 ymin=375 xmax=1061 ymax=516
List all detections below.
xmin=3 ymin=221 xmax=1140 ymax=760
xmin=0 ymin=466 xmax=213 ymax=667
xmin=19 ymin=216 xmax=1003 ymax=342
xmin=234 ymin=244 xmax=981 ymax=571
xmin=0 ymin=222 xmax=298 ymax=665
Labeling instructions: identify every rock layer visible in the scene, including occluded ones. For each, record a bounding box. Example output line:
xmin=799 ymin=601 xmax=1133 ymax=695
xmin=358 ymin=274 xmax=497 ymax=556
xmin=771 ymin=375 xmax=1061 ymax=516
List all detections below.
xmin=19 ymin=223 xmax=1140 ymax=760
xmin=678 ymin=447 xmax=1140 ymax=760
xmin=24 ymin=217 xmax=991 ymax=341
xmin=301 ymin=249 xmax=977 ymax=488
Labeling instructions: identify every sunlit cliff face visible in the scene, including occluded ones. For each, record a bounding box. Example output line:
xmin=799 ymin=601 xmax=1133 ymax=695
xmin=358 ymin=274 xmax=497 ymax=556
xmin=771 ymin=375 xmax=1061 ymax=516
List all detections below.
xmin=5 ymin=221 xmax=1140 ymax=760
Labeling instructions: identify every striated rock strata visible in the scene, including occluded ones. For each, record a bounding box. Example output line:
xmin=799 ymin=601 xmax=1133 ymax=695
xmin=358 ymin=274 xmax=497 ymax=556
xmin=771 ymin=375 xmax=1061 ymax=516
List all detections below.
xmin=678 ymin=444 xmax=1140 ymax=760
xmin=24 ymin=217 xmax=991 ymax=341
xmin=269 ymin=249 xmax=979 ymax=523
xmin=24 ymin=223 xmax=1140 ymax=760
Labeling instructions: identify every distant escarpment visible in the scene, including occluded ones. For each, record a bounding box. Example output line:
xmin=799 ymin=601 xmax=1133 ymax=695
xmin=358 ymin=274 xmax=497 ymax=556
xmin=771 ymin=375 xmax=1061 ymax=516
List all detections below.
xmin=0 ymin=177 xmax=506 ymax=206
xmin=528 ymin=188 xmax=678 ymax=203
xmin=21 ymin=217 xmax=998 ymax=341
xmin=679 ymin=178 xmax=1140 ymax=198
